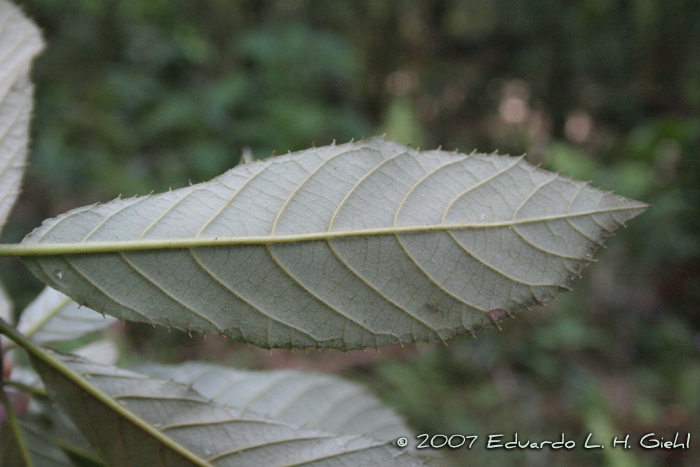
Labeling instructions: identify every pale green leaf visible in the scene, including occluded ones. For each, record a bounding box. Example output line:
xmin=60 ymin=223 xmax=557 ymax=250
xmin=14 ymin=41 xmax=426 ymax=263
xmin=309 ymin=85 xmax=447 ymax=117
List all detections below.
xmin=0 ymin=280 xmax=11 ymax=348
xmin=18 ymin=138 xmax=647 ymax=350
xmin=139 ymin=362 xmax=410 ymax=443
xmin=0 ymin=280 xmax=10 ymax=322
xmin=17 ymin=287 xmax=117 ymax=345
xmin=0 ymin=0 xmax=44 ymax=232
xmin=29 ymin=350 xmax=425 ymax=467
xmin=6 ymin=365 xmax=42 ymax=389
xmin=72 ymin=339 xmax=119 ymax=366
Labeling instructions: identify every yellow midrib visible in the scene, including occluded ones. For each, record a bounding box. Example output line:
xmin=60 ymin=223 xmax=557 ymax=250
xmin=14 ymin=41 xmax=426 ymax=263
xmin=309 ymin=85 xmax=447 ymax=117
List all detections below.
xmin=0 ymin=205 xmax=644 ymax=257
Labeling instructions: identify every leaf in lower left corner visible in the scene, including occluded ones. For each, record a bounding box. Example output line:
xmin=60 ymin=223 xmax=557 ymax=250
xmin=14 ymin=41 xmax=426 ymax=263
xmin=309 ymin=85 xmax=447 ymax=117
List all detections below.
xmin=30 ymin=350 xmax=426 ymax=467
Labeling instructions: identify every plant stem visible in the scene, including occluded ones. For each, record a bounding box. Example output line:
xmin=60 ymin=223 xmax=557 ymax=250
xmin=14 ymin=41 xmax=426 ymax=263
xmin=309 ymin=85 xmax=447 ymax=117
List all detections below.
xmin=0 ymin=381 xmax=33 ymax=467
xmin=0 ymin=206 xmax=645 ymax=257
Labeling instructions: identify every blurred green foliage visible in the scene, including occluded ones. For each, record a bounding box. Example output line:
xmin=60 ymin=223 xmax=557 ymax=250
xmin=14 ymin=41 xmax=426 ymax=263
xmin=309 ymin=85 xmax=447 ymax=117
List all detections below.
xmin=1 ymin=0 xmax=699 ymax=466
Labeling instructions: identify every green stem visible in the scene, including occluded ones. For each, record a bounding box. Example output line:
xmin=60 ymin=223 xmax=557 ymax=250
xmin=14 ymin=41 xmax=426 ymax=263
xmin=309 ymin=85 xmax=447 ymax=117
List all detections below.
xmin=0 ymin=382 xmax=33 ymax=467
xmin=0 ymin=206 xmax=644 ymax=257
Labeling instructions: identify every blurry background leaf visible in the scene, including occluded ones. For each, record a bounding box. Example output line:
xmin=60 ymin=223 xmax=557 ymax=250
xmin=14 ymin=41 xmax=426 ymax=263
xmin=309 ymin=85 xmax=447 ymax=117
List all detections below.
xmin=0 ymin=280 xmax=11 ymax=348
xmin=17 ymin=286 xmax=117 ymax=345
xmin=0 ymin=396 xmax=106 ymax=467
xmin=1 ymin=417 xmax=76 ymax=467
xmin=6 ymin=365 xmax=42 ymax=390
xmin=72 ymin=339 xmax=118 ymax=366
xmin=0 ymin=418 xmax=29 ymax=467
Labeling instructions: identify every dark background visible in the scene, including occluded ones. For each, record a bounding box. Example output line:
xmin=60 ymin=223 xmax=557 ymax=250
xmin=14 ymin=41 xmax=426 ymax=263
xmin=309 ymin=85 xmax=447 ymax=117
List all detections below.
xmin=2 ymin=1 xmax=699 ymax=466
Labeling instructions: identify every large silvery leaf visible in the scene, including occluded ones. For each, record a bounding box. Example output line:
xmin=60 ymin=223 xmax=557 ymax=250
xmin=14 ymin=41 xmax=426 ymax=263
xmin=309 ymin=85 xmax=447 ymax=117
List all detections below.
xmin=140 ymin=362 xmax=410 ymax=443
xmin=25 ymin=349 xmax=425 ymax=467
xmin=17 ymin=286 xmax=117 ymax=344
xmin=0 ymin=0 xmax=44 ymax=231
xmin=17 ymin=138 xmax=647 ymax=350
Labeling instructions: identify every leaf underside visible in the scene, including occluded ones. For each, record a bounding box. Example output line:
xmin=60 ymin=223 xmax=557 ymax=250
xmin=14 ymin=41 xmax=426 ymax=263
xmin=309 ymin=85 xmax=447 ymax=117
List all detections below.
xmin=22 ymin=138 xmax=647 ymax=350
xmin=31 ymin=351 xmax=425 ymax=467
xmin=139 ymin=362 xmax=411 ymax=444
xmin=0 ymin=0 xmax=44 ymax=232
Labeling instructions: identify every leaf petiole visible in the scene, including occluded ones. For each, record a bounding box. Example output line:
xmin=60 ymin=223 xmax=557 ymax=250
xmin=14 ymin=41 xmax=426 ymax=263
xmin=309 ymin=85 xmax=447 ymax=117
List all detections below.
xmin=0 ymin=206 xmax=646 ymax=258
xmin=0 ymin=363 xmax=33 ymax=466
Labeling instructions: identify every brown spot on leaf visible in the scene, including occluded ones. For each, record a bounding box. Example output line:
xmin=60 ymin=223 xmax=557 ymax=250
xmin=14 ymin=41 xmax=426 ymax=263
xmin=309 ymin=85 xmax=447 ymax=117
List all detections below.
xmin=488 ymin=308 xmax=504 ymax=326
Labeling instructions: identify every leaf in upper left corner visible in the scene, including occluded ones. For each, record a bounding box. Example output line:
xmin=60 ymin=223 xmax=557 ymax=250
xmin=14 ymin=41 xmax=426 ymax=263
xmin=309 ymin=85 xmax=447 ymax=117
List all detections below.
xmin=0 ymin=0 xmax=44 ymax=232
